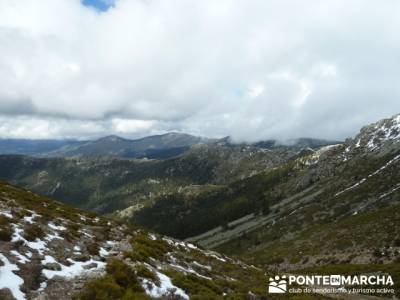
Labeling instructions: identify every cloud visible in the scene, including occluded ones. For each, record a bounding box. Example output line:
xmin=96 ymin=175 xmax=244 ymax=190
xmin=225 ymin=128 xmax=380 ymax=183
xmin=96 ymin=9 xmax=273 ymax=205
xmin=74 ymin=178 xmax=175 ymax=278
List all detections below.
xmin=0 ymin=0 xmax=399 ymax=140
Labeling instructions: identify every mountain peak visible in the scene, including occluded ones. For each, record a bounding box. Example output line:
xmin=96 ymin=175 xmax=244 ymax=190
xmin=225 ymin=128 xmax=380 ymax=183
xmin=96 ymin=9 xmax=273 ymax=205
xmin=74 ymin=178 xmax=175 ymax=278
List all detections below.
xmin=96 ymin=135 xmax=127 ymax=142
xmin=348 ymin=112 xmax=400 ymax=152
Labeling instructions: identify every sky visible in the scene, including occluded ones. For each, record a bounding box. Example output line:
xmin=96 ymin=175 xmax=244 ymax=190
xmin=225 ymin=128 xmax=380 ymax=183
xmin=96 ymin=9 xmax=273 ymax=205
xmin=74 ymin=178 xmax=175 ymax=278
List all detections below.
xmin=0 ymin=0 xmax=399 ymax=142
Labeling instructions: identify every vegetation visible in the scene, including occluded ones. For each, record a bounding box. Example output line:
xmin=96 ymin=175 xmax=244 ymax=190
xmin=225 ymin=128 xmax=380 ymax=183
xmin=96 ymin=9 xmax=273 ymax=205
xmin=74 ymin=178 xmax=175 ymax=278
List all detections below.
xmin=0 ymin=214 xmax=12 ymax=241
xmin=134 ymin=162 xmax=298 ymax=238
xmin=23 ymin=224 xmax=45 ymax=241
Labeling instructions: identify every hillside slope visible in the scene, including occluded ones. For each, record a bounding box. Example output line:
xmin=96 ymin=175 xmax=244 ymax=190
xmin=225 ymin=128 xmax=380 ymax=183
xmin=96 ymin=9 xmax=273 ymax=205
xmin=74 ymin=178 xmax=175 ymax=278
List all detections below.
xmin=0 ymin=141 xmax=306 ymax=214
xmin=0 ymin=181 xmax=277 ymax=300
xmin=132 ymin=114 xmax=400 ymax=270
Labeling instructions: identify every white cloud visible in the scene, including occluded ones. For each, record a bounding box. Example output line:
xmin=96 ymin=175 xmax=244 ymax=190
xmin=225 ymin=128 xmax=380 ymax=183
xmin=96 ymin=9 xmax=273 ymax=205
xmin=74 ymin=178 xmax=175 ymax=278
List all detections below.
xmin=0 ymin=0 xmax=399 ymax=140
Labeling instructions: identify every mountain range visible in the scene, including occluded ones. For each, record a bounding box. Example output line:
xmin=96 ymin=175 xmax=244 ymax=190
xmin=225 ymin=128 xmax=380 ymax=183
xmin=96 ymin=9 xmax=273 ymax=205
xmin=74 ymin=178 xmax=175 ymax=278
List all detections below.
xmin=0 ymin=113 xmax=399 ymax=299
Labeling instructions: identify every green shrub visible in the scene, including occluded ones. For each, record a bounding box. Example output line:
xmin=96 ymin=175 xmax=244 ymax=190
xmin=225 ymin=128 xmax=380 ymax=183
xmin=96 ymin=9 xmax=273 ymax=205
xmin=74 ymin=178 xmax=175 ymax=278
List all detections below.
xmin=166 ymin=270 xmax=222 ymax=297
xmin=121 ymin=289 xmax=151 ymax=300
xmin=76 ymin=276 xmax=124 ymax=300
xmin=77 ymin=260 xmax=146 ymax=300
xmin=106 ymin=259 xmax=139 ymax=289
xmin=125 ymin=232 xmax=172 ymax=263
xmin=134 ymin=264 xmax=159 ymax=283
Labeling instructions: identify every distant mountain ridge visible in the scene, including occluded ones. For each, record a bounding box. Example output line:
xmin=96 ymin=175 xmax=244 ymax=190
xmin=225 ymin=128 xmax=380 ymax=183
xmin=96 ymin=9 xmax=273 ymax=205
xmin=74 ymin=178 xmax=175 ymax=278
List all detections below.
xmin=0 ymin=133 xmax=210 ymax=159
xmin=46 ymin=132 xmax=210 ymax=159
xmin=0 ymin=132 xmax=340 ymax=160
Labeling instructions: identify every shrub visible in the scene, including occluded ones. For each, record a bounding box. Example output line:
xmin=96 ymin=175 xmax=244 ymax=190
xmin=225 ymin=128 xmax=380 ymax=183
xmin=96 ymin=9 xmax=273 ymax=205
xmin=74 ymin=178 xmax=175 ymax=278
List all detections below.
xmin=125 ymin=232 xmax=172 ymax=263
xmin=134 ymin=264 xmax=159 ymax=283
xmin=0 ymin=215 xmax=11 ymax=226
xmin=76 ymin=260 xmax=146 ymax=300
xmin=23 ymin=224 xmax=44 ymax=241
xmin=76 ymin=276 xmax=124 ymax=300
xmin=0 ymin=226 xmax=13 ymax=241
xmin=121 ymin=290 xmax=151 ymax=300
xmin=106 ymin=259 xmax=139 ymax=289
xmin=87 ymin=243 xmax=100 ymax=256
xmin=166 ymin=270 xmax=222 ymax=297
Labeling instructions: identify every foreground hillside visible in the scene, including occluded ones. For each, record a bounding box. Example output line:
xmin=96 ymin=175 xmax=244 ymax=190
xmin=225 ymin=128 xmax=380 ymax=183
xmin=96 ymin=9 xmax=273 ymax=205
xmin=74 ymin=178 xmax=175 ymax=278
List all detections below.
xmin=0 ymin=181 xmax=279 ymax=300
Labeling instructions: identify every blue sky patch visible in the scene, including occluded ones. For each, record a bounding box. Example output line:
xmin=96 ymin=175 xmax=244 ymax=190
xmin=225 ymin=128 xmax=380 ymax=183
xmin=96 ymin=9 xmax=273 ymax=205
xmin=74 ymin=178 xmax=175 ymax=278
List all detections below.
xmin=82 ymin=0 xmax=114 ymax=11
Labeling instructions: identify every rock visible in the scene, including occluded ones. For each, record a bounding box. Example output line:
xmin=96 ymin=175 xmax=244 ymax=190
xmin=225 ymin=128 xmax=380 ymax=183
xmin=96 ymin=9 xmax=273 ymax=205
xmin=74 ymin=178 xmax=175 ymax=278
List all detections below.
xmin=33 ymin=294 xmax=49 ymax=300
xmin=83 ymin=262 xmax=98 ymax=269
xmin=44 ymin=262 xmax=62 ymax=271
xmin=0 ymin=288 xmax=15 ymax=300
xmin=52 ymin=275 xmax=65 ymax=282
xmin=92 ymin=255 xmax=101 ymax=261
xmin=71 ymin=254 xmax=90 ymax=262
xmin=118 ymin=241 xmax=131 ymax=252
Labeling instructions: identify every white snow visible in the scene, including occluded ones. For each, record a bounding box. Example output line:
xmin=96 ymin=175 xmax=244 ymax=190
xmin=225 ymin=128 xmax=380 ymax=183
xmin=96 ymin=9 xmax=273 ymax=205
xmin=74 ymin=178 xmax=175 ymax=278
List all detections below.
xmin=23 ymin=212 xmax=40 ymax=224
xmin=142 ymin=271 xmax=189 ymax=300
xmin=192 ymin=261 xmax=212 ymax=271
xmin=204 ymin=251 xmax=227 ymax=262
xmin=99 ymin=247 xmax=109 ymax=257
xmin=379 ymin=184 xmax=400 ymax=199
xmin=11 ymin=225 xmax=48 ymax=255
xmin=10 ymin=250 xmax=30 ymax=264
xmin=38 ymin=281 xmax=47 ymax=292
xmin=362 ymin=116 xmax=400 ymax=150
xmin=79 ymin=230 xmax=94 ymax=238
xmin=45 ymin=232 xmax=64 ymax=242
xmin=335 ymin=154 xmax=400 ymax=197
xmin=335 ymin=178 xmax=366 ymax=196
xmin=42 ymin=255 xmax=57 ymax=264
xmin=186 ymin=243 xmax=198 ymax=250
xmin=0 ymin=253 xmax=26 ymax=300
xmin=43 ymin=258 xmax=106 ymax=279
xmin=0 ymin=211 xmax=13 ymax=218
xmin=170 ymin=263 xmax=212 ymax=280
xmin=48 ymin=222 xmax=66 ymax=231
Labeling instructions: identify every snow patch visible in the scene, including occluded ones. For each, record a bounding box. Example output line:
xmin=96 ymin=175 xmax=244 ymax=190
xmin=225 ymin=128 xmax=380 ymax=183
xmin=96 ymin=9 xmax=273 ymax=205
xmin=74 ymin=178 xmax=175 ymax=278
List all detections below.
xmin=10 ymin=250 xmax=30 ymax=264
xmin=43 ymin=258 xmax=106 ymax=279
xmin=0 ymin=253 xmax=26 ymax=300
xmin=23 ymin=212 xmax=40 ymax=224
xmin=48 ymin=222 xmax=66 ymax=231
xmin=335 ymin=154 xmax=400 ymax=197
xmin=99 ymin=247 xmax=109 ymax=257
xmin=142 ymin=271 xmax=189 ymax=299
xmin=0 ymin=211 xmax=13 ymax=218
xmin=11 ymin=225 xmax=48 ymax=255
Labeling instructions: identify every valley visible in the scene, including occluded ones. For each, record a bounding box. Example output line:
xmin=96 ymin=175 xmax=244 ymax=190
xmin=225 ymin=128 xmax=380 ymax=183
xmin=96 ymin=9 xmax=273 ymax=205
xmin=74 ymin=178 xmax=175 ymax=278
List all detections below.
xmin=0 ymin=113 xmax=399 ymax=299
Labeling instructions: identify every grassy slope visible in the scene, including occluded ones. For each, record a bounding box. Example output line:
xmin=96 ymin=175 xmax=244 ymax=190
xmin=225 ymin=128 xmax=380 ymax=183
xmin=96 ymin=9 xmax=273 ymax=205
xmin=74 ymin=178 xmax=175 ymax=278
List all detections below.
xmin=0 ymin=181 xmax=293 ymax=299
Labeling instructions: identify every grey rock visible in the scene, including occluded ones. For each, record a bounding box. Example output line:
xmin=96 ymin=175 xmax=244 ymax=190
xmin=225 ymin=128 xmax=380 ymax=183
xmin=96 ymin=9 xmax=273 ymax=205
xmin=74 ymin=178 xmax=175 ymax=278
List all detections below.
xmin=44 ymin=262 xmax=62 ymax=271
xmin=83 ymin=262 xmax=98 ymax=269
